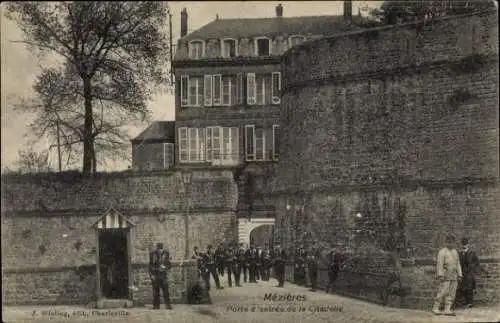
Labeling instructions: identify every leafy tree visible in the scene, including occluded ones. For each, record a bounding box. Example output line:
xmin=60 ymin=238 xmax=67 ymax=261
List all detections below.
xmin=368 ymin=0 xmax=496 ymax=25
xmin=6 ymin=2 xmax=171 ymax=175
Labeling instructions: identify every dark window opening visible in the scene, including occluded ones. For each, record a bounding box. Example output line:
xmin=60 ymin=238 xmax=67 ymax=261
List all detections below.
xmin=257 ymin=38 xmax=270 ymax=56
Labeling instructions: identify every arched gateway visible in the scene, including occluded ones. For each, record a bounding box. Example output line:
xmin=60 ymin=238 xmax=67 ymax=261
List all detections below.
xmin=238 ymin=218 xmax=275 ymax=246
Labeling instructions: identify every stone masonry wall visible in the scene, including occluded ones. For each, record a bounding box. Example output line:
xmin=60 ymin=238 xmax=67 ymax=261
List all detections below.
xmin=272 ymin=11 xmax=500 ymax=310
xmin=1 ymin=170 xmax=238 ymax=305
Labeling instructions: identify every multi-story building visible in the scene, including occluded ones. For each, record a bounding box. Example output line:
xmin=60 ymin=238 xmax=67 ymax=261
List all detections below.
xmin=170 ymin=2 xmax=363 ymax=230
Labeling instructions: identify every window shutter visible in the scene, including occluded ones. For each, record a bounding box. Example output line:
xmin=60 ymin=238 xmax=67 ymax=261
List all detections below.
xmin=206 ymin=127 xmax=213 ymax=162
xmin=245 ymin=125 xmax=255 ymax=161
xmin=213 ymin=75 xmax=222 ymax=105
xmin=163 ymin=143 xmax=174 ymax=169
xmin=178 ymin=127 xmax=188 ymax=162
xmin=247 ymin=73 xmax=256 ymax=105
xmin=273 ymin=125 xmax=280 ymax=160
xmin=272 ymin=72 xmax=281 ymax=104
xmin=181 ymin=76 xmax=189 ymax=106
xmin=237 ymin=73 xmax=244 ymax=104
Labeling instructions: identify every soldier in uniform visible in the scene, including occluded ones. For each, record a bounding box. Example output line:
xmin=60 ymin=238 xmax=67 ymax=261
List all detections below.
xmin=307 ymin=246 xmax=321 ymax=292
xmin=246 ymin=244 xmax=259 ymax=283
xmin=149 ymin=242 xmax=172 ymax=310
xmin=458 ymin=238 xmax=485 ymax=308
xmin=204 ymin=245 xmax=224 ymax=291
xmin=326 ymin=246 xmax=343 ymax=293
xmin=261 ymin=243 xmax=272 ymax=281
xmin=294 ymin=245 xmax=307 ymax=286
xmin=225 ymin=243 xmax=241 ymax=287
xmin=236 ymin=243 xmax=248 ymax=284
xmin=256 ymin=246 xmax=263 ymax=281
xmin=215 ymin=243 xmax=226 ymax=277
xmin=272 ymin=243 xmax=287 ymax=287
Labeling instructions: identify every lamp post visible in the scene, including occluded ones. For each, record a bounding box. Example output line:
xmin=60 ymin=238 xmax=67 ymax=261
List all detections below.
xmin=182 ymin=170 xmax=193 ymax=259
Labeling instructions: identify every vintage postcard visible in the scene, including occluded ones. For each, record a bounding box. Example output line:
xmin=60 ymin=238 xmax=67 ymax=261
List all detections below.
xmin=1 ymin=1 xmax=499 ymax=322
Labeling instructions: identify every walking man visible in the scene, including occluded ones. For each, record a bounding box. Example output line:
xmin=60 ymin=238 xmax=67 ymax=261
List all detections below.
xmin=149 ymin=242 xmax=172 ymax=310
xmin=432 ymin=234 xmax=462 ymax=316
xmin=205 ymin=245 xmax=224 ymax=291
xmin=273 ymin=243 xmax=287 ymax=287
xmin=458 ymin=237 xmax=482 ymax=308
xmin=307 ymin=246 xmax=320 ymax=292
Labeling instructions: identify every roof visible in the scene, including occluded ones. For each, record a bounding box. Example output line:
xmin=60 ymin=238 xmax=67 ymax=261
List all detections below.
xmin=181 ymin=15 xmax=367 ymax=42
xmin=131 ymin=121 xmax=175 ymax=143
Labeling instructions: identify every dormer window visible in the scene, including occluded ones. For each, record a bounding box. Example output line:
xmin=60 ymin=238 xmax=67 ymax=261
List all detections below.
xmin=189 ymin=40 xmax=205 ymax=59
xmin=255 ymin=37 xmax=271 ymax=56
xmin=221 ymin=38 xmax=237 ymax=58
xmin=289 ymin=35 xmax=306 ymax=48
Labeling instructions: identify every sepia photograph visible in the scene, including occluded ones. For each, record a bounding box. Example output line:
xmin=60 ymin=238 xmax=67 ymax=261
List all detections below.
xmin=1 ymin=1 xmax=499 ymax=322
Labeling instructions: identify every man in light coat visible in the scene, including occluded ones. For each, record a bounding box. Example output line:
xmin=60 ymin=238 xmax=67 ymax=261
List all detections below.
xmin=432 ymin=234 xmax=462 ymax=316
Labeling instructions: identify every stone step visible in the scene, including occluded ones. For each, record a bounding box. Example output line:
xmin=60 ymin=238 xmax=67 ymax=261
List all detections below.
xmin=96 ymin=299 xmax=134 ymax=309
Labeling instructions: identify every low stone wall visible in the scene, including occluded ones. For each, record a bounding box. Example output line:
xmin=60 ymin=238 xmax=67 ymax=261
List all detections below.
xmin=284 ymin=257 xmax=500 ymax=310
xmin=2 ymin=262 xmax=198 ymax=306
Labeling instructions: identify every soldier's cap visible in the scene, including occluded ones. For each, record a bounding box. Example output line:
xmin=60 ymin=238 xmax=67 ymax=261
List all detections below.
xmin=156 ymin=242 xmax=164 ymax=249
xmin=462 ymin=237 xmax=469 ymax=245
xmin=207 ymin=245 xmax=213 ymax=249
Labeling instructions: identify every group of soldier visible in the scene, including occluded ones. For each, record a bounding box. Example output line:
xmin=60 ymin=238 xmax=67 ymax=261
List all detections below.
xmin=293 ymin=244 xmax=345 ymax=293
xmin=192 ymin=242 xmax=287 ymax=290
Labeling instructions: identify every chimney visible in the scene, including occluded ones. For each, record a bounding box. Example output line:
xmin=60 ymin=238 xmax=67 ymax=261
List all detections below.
xmin=276 ymin=4 xmax=283 ymax=17
xmin=343 ymin=0 xmax=352 ymax=21
xmin=180 ymin=8 xmax=188 ymax=37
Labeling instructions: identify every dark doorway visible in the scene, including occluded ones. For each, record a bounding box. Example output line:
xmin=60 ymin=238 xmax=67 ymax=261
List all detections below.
xmin=99 ymin=229 xmax=129 ymax=299
xmin=250 ymin=225 xmax=274 ymax=248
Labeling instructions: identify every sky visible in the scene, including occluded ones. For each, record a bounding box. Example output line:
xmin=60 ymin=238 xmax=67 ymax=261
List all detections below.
xmin=0 ymin=1 xmax=381 ymax=171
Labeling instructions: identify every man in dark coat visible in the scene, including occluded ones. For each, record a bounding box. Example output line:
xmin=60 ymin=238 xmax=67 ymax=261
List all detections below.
xmin=294 ymin=245 xmax=307 ymax=286
xmin=236 ymin=243 xmax=248 ymax=283
xmin=261 ymin=243 xmax=272 ymax=281
xmin=149 ymin=242 xmax=172 ymax=310
xmin=307 ymin=246 xmax=321 ymax=292
xmin=225 ymin=244 xmax=241 ymax=287
xmin=458 ymin=238 xmax=483 ymax=308
xmin=215 ymin=243 xmax=226 ymax=277
xmin=246 ymin=244 xmax=259 ymax=283
xmin=272 ymin=243 xmax=287 ymax=287
xmin=204 ymin=245 xmax=223 ymax=290
xmin=326 ymin=246 xmax=343 ymax=293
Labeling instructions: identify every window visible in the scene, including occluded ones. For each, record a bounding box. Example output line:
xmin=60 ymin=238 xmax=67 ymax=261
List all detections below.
xmin=272 ymin=125 xmax=280 ymax=160
xmin=213 ymin=74 xmax=222 ymax=106
xmin=245 ymin=125 xmax=275 ymax=161
xmin=255 ymin=37 xmax=271 ymax=56
xmin=222 ymin=76 xmax=232 ymax=106
xmin=189 ymin=40 xmax=204 ymax=59
xmin=188 ymin=76 xmax=203 ymax=106
xmin=247 ymin=73 xmax=256 ymax=105
xmin=256 ymin=74 xmax=267 ymax=105
xmin=221 ymin=38 xmax=237 ymax=58
xmin=179 ymin=128 xmax=188 ymax=162
xmin=272 ymin=72 xmax=281 ymax=104
xmin=245 ymin=125 xmax=255 ymax=161
xmin=288 ymin=35 xmax=306 ymax=48
xmin=204 ymin=75 xmax=213 ymax=106
xmin=163 ymin=143 xmax=174 ymax=169
xmin=180 ymin=76 xmax=189 ymax=107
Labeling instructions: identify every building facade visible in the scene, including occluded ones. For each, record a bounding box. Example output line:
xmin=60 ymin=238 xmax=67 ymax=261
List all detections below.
xmin=131 ymin=121 xmax=175 ymax=171
xmin=171 ymin=2 xmax=364 ymax=233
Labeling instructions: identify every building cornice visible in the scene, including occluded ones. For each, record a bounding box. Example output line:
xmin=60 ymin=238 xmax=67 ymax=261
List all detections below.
xmin=172 ymin=56 xmax=281 ymax=68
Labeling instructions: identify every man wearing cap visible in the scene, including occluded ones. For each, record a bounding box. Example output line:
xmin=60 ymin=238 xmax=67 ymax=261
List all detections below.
xmin=149 ymin=242 xmax=172 ymax=310
xmin=458 ymin=237 xmax=483 ymax=308
xmin=261 ymin=243 xmax=272 ymax=281
xmin=272 ymin=243 xmax=287 ymax=287
xmin=204 ymin=245 xmax=223 ymax=290
xmin=246 ymin=243 xmax=259 ymax=283
xmin=432 ymin=234 xmax=462 ymax=316
xmin=326 ymin=246 xmax=343 ymax=293
xmin=307 ymin=246 xmax=321 ymax=292
xmin=294 ymin=245 xmax=307 ymax=286
xmin=236 ymin=243 xmax=248 ymax=284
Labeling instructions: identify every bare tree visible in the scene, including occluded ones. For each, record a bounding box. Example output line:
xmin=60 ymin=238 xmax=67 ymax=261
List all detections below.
xmin=6 ymin=2 xmax=171 ymax=176
xmin=15 ymin=147 xmax=53 ymax=173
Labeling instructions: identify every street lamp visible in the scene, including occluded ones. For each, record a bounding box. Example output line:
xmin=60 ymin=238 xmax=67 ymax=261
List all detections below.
xmin=182 ymin=170 xmax=193 ymax=259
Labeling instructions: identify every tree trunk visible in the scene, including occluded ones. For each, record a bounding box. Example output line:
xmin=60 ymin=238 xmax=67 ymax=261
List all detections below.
xmin=82 ymin=77 xmax=93 ymax=176
xmin=92 ymin=142 xmax=97 ymax=174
